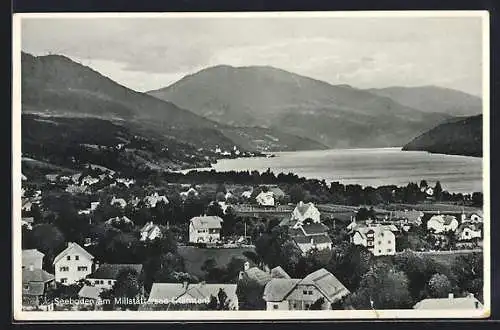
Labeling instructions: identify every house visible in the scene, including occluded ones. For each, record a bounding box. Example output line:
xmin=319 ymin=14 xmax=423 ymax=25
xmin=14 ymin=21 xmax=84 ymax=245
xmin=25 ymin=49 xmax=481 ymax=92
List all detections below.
xmin=80 ymin=175 xmax=99 ymax=186
xmin=263 ymin=268 xmax=350 ymax=310
xmin=351 ymin=224 xmax=398 ymax=256
xmin=413 ymin=293 xmax=483 ymax=310
xmin=180 ymin=187 xmax=199 ymax=199
xmin=189 ymin=216 xmax=223 ymax=244
xmin=140 ymin=222 xmax=162 ymax=241
xmin=71 ymin=173 xmax=82 ymax=184
xmin=289 ymin=201 xmax=321 ymax=228
xmin=53 ymin=242 xmax=94 ymax=285
xmin=256 ymin=191 xmax=275 ymax=206
xmin=22 ymin=200 xmax=32 ymax=212
xmin=86 ymin=263 xmax=143 ymax=290
xmin=290 ymin=222 xmax=332 ymax=254
xmin=462 ymin=211 xmax=483 ymax=223
xmin=110 ymin=196 xmax=127 ymax=208
xmin=147 ymin=282 xmax=238 ymax=310
xmin=456 ymin=223 xmax=482 ymax=241
xmin=45 ymin=174 xmax=59 ymax=182
xmin=23 ymin=249 xmax=45 ymax=269
xmin=22 ymin=217 xmax=34 ymax=230
xmin=143 ymin=192 xmax=169 ymax=208
xmin=116 ymin=178 xmax=135 ymax=187
xmin=241 ymin=190 xmax=253 ymax=199
xmin=427 ymin=214 xmax=459 ymax=234
xmin=105 ymin=216 xmax=134 ymax=228
xmin=22 ymin=265 xmax=56 ymax=310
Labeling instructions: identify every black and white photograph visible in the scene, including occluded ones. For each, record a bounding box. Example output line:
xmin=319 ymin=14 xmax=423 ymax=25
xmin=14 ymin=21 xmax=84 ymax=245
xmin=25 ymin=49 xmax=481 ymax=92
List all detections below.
xmin=12 ymin=11 xmax=490 ymax=320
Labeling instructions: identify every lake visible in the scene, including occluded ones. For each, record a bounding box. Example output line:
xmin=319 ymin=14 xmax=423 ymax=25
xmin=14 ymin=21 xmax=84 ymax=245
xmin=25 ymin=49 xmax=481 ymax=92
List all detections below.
xmin=182 ymin=147 xmax=483 ymax=194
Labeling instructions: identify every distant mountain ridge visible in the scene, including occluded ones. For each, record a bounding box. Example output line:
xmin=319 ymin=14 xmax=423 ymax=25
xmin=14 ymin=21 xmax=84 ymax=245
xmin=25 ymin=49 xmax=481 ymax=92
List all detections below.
xmin=366 ymin=86 xmax=482 ymax=116
xmin=402 ymin=114 xmax=482 ymax=157
xmin=148 ymin=64 xmax=452 ymax=149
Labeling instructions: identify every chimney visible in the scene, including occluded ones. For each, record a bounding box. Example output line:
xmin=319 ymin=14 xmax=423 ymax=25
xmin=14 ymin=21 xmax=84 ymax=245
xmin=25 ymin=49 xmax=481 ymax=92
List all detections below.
xmin=448 ymin=293 xmax=454 ymax=299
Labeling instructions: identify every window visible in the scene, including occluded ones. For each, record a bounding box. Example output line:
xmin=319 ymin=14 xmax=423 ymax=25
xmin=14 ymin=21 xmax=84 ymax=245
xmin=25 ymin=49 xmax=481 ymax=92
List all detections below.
xmin=108 ymin=280 xmax=112 ymax=285
xmin=61 ymin=278 xmax=67 ymax=284
xmin=303 ymin=290 xmax=308 ymax=295
xmin=273 ymin=304 xmax=279 ymax=310
xmin=308 ymin=290 xmax=313 ymax=295
xmin=388 ymin=240 xmax=391 ymax=244
xmin=67 ymin=256 xmax=71 ymax=261
xmin=387 ymin=249 xmax=392 ymax=252
xmin=60 ymin=266 xmax=69 ymax=272
xmin=78 ymin=266 xmax=88 ymax=272
xmin=378 ymin=250 xmax=382 ymax=254
xmin=75 ymin=256 xmax=79 ymax=261
xmin=377 ymin=241 xmax=382 ymax=245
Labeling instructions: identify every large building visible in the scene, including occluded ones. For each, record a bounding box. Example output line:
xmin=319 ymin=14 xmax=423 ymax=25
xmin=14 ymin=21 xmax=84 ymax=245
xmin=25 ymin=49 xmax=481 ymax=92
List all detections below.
xmin=413 ymin=293 xmax=483 ymax=310
xmin=350 ymin=224 xmax=398 ymax=256
xmin=53 ymin=242 xmax=94 ymax=285
xmin=263 ymin=268 xmax=349 ymax=310
xmin=189 ymin=216 xmax=223 ymax=244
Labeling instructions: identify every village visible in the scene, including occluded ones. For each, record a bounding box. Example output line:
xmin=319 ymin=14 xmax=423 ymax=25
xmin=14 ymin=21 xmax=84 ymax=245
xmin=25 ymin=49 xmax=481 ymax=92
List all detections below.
xmin=20 ymin=163 xmax=484 ymax=312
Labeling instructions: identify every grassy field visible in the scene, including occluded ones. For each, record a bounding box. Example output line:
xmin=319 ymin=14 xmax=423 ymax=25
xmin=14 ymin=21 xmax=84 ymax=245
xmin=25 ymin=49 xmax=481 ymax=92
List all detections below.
xmin=178 ymin=245 xmax=256 ymax=278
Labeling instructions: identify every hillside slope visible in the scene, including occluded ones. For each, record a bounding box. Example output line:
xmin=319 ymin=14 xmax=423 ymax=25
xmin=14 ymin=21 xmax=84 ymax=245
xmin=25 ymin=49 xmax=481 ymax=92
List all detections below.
xmin=148 ymin=65 xmax=451 ymax=148
xmin=402 ymin=115 xmax=482 ymax=157
xmin=367 ymin=86 xmax=482 ymax=116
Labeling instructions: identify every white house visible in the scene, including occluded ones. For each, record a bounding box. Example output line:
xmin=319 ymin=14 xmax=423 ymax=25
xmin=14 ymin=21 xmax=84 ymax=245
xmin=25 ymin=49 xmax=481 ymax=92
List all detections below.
xmin=256 ymin=191 xmax=274 ymax=206
xmin=86 ymin=263 xmax=143 ymax=290
xmin=290 ymin=201 xmax=321 ymax=229
xmin=53 ymin=242 xmax=94 ymax=285
xmin=427 ymin=214 xmax=459 ymax=234
xmin=140 ymin=222 xmax=162 ymax=241
xmin=180 ymin=187 xmax=199 ymax=200
xmin=80 ymin=175 xmax=99 ymax=186
xmin=110 ymin=197 xmax=127 ymax=209
xmin=189 ymin=216 xmax=223 ymax=244
xmin=143 ymin=192 xmax=169 ymax=208
xmin=116 ymin=178 xmax=135 ymax=187
xmin=351 ymin=224 xmax=398 ymax=256
xmin=290 ymin=222 xmax=332 ymax=254
xmin=456 ymin=223 xmax=482 ymax=241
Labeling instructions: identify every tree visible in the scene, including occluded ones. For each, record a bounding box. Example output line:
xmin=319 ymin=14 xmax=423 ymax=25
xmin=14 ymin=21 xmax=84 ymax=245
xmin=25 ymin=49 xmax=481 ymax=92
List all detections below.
xmin=236 ymin=277 xmax=266 ymax=310
xmin=419 ymin=180 xmax=428 ymax=189
xmin=451 ymin=253 xmax=483 ymax=301
xmin=327 ymin=242 xmax=373 ymax=291
xmin=348 ymin=263 xmax=412 ymax=309
xmin=29 ymin=224 xmax=66 ymax=271
xmin=434 ymin=181 xmax=443 ymax=201
xmin=112 ymin=268 xmax=142 ymax=311
xmin=471 ymin=192 xmax=483 ymax=207
xmin=289 ymin=184 xmax=306 ymax=204
xmin=427 ymin=273 xmax=452 ymax=298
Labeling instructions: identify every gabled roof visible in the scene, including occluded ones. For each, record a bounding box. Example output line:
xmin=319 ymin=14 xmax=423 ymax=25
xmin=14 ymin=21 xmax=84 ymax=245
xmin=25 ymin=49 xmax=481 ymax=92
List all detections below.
xmin=87 ymin=264 xmax=143 ymax=279
xmin=413 ymin=296 xmax=483 ymax=309
xmin=148 ymin=283 xmax=237 ymax=304
xmin=299 ymin=223 xmax=329 ymax=236
xmin=22 ymin=249 xmax=44 ymax=260
xmin=78 ymin=285 xmax=103 ymax=300
xmin=301 ymin=268 xmax=350 ymax=302
xmin=263 ymin=278 xmax=301 ymax=302
xmin=190 ymin=216 xmax=223 ymax=229
xmin=270 ymin=266 xmax=291 ymax=279
xmin=294 ymin=202 xmax=314 ymax=216
xmin=23 ymin=268 xmax=55 ymax=283
xmin=268 ymin=187 xmax=285 ymax=197
xmin=242 ymin=267 xmax=272 ymax=286
xmin=293 ymin=234 xmax=332 ymax=245
xmin=53 ymin=242 xmax=94 ymax=265
xmin=429 ymin=214 xmax=458 ymax=226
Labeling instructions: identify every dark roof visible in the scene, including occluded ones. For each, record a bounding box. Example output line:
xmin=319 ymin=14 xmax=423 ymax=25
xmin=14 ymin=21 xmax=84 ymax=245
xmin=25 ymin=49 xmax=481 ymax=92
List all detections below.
xmin=270 ymin=266 xmax=291 ymax=279
xmin=23 ymin=268 xmax=54 ymax=283
xmin=300 ymin=223 xmax=329 ymax=235
xmin=293 ymin=234 xmax=332 ymax=245
xmin=87 ymin=264 xmax=143 ymax=279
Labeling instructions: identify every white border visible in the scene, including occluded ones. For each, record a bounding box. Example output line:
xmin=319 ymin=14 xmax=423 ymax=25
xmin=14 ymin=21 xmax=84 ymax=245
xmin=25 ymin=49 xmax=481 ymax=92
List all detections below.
xmin=12 ymin=10 xmax=491 ymax=321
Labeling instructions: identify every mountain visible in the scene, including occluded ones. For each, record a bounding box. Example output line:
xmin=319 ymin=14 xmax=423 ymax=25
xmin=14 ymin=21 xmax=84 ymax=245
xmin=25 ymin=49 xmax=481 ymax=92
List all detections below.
xmin=402 ymin=114 xmax=482 ymax=157
xmin=21 ymin=113 xmax=218 ymax=173
xmin=366 ymin=86 xmax=482 ymax=116
xmin=21 ymin=52 xmax=322 ymax=153
xmin=148 ymin=65 xmax=452 ymax=148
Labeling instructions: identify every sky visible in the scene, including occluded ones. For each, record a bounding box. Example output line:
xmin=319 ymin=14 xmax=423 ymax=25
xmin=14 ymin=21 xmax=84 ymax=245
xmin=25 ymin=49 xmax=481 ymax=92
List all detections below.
xmin=20 ymin=14 xmax=484 ymax=96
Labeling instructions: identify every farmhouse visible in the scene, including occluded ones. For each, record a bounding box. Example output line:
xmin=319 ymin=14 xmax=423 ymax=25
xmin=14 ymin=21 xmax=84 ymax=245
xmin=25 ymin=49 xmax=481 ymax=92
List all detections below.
xmin=189 ymin=216 xmax=223 ymax=244
xmin=110 ymin=196 xmax=127 ymax=208
xmin=53 ymin=242 xmax=94 ymax=285
xmin=290 ymin=222 xmax=332 ymax=254
xmin=263 ymin=268 xmax=349 ymax=310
